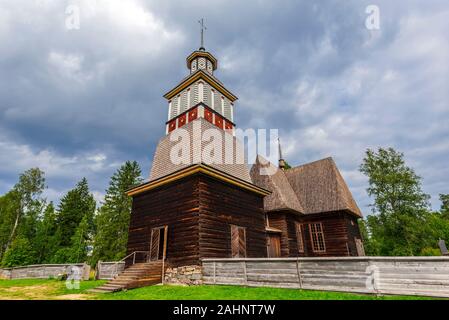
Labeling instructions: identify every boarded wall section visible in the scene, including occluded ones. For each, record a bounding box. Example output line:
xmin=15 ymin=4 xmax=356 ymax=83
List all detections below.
xmin=202 ymin=257 xmax=449 ymax=298
xmin=0 ymin=264 xmax=90 ymax=280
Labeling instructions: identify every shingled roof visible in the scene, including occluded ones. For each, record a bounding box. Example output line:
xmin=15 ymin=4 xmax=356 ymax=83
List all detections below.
xmin=285 ymin=158 xmax=362 ymax=217
xmin=250 ymin=157 xmax=362 ymax=218
xmin=250 ymin=156 xmax=304 ymax=214
xmin=150 ymin=118 xmax=252 ymax=183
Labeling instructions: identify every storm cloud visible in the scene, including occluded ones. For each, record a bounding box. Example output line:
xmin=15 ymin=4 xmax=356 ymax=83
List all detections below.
xmin=0 ymin=0 xmax=448 ymax=213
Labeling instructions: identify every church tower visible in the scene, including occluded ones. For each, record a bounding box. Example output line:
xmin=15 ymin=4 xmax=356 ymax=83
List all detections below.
xmin=163 ymin=27 xmax=237 ymax=135
xmin=125 ymin=26 xmax=270 ymax=271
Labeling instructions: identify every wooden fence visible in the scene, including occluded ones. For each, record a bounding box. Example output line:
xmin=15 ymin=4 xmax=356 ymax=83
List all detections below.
xmin=202 ymin=257 xmax=449 ymax=298
xmin=95 ymin=261 xmax=125 ymax=280
xmin=0 ymin=263 xmax=90 ymax=280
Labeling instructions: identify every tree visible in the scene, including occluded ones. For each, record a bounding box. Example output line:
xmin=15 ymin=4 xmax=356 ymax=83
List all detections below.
xmin=1 ymin=168 xmax=46 ymax=260
xmin=92 ymin=161 xmax=142 ymax=264
xmin=67 ymin=215 xmax=91 ymax=263
xmin=359 ymin=147 xmax=435 ymax=256
xmin=55 ymin=178 xmax=96 ymax=247
xmin=34 ymin=202 xmax=59 ymax=263
xmin=1 ymin=236 xmax=36 ymax=267
xmin=440 ymin=194 xmax=449 ymax=219
xmin=0 ymin=191 xmax=20 ymax=260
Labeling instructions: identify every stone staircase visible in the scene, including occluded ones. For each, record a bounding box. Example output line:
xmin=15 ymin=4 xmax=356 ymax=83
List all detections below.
xmin=90 ymin=261 xmax=163 ymax=293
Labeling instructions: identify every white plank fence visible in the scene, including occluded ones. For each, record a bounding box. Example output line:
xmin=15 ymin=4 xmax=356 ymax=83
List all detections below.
xmin=202 ymin=257 xmax=449 ymax=298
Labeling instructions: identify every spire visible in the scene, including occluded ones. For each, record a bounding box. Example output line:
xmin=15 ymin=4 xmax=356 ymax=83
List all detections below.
xmin=198 ymin=18 xmax=207 ymax=51
xmin=278 ymin=138 xmax=287 ymax=171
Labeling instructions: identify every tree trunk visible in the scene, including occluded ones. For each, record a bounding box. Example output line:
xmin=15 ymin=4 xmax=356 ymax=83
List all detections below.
xmin=3 ymin=206 xmax=22 ymax=256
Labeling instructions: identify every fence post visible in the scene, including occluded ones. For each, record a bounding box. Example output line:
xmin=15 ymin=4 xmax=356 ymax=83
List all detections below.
xmin=243 ymin=261 xmax=248 ymax=286
xmin=296 ymin=259 xmax=303 ymax=289
xmin=213 ymin=261 xmax=216 ymax=285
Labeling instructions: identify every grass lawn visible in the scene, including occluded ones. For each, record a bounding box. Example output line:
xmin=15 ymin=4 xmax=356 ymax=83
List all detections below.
xmin=0 ymin=279 xmax=435 ymax=300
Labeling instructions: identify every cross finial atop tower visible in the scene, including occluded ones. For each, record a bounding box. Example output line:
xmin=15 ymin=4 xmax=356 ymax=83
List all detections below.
xmin=198 ymin=18 xmax=207 ymax=51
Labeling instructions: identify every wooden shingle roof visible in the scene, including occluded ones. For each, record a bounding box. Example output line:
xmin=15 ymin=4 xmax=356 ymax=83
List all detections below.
xmin=250 ymin=157 xmax=362 ymax=218
xmin=285 ymin=157 xmax=362 ymax=217
xmin=150 ymin=118 xmax=252 ymax=183
xmin=250 ymin=156 xmax=304 ymax=214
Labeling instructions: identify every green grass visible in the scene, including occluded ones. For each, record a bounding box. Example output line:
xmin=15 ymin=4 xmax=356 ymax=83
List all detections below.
xmin=0 ymin=279 xmax=436 ymax=300
xmin=0 ymin=279 xmax=106 ymax=300
xmin=97 ymin=284 xmax=434 ymax=300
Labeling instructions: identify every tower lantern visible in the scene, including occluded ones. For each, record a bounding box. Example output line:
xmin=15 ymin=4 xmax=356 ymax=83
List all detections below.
xmin=163 ymin=21 xmax=238 ymax=135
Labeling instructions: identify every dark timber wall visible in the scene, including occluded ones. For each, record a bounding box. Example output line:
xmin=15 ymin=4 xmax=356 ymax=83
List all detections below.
xmin=127 ymin=175 xmax=200 ymax=267
xmin=267 ymin=210 xmax=363 ymax=258
xmin=198 ymin=175 xmax=267 ymax=260
xmin=127 ymin=173 xmax=267 ymax=267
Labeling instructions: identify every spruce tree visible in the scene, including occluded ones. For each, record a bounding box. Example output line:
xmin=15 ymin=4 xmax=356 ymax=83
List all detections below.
xmin=34 ymin=202 xmax=59 ymax=263
xmin=92 ymin=161 xmax=142 ymax=264
xmin=55 ymin=178 xmax=96 ymax=247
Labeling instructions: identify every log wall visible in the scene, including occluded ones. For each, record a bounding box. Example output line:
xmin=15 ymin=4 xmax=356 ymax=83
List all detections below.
xmin=198 ymin=175 xmax=267 ymax=260
xmin=268 ymin=211 xmax=363 ymax=257
xmin=127 ymin=173 xmax=267 ymax=267
xmin=127 ymin=175 xmax=200 ymax=267
xmin=202 ymin=257 xmax=449 ymax=298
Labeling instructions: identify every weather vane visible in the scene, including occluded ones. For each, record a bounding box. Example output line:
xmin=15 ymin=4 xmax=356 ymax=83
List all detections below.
xmin=198 ymin=18 xmax=207 ymax=51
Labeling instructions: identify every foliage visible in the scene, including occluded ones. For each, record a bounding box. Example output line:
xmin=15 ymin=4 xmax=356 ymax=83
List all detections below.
xmin=34 ymin=203 xmax=59 ymax=263
xmin=1 ymin=236 xmax=36 ymax=267
xmin=440 ymin=194 xmax=449 ymax=219
xmin=0 ymin=168 xmax=46 ymax=265
xmin=55 ymin=178 xmax=96 ymax=247
xmin=92 ymin=161 xmax=142 ymax=265
xmin=360 ymin=147 xmax=449 ymax=256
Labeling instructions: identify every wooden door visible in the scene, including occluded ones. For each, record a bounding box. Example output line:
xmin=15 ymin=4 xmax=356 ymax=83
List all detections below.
xmin=355 ymin=238 xmax=365 ymax=256
xmin=149 ymin=228 xmax=161 ymax=261
xmin=149 ymin=226 xmax=168 ymax=261
xmin=267 ymin=234 xmax=281 ymax=258
xmin=231 ymin=225 xmax=246 ymax=258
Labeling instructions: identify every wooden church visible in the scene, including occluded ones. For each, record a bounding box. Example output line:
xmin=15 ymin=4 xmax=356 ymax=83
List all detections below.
xmin=124 ymin=42 xmax=365 ymax=270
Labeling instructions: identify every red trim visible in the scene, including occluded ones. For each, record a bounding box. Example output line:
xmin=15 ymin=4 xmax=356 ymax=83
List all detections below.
xmin=214 ymin=115 xmax=223 ymax=129
xmin=178 ymin=114 xmax=187 ymax=128
xmin=204 ymin=109 xmax=213 ymax=124
xmin=168 ymin=119 xmax=176 ymax=133
xmin=225 ymin=120 xmax=233 ymax=130
xmin=188 ymin=107 xmax=198 ymax=122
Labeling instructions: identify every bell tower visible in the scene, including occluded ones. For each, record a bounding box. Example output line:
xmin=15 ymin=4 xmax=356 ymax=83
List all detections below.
xmin=163 ymin=20 xmax=238 ymax=135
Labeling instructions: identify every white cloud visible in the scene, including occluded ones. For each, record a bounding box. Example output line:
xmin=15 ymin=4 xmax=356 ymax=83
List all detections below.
xmin=0 ymin=138 xmax=115 ymax=180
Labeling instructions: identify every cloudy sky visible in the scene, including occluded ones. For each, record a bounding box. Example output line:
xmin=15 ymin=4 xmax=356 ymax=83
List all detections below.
xmin=0 ymin=0 xmax=448 ymax=213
